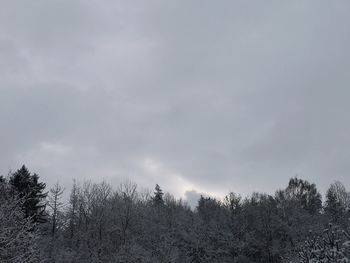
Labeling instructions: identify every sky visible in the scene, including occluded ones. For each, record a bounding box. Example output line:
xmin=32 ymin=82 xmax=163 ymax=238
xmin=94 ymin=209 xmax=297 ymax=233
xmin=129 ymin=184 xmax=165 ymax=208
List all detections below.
xmin=1 ymin=1 xmax=350 ymax=206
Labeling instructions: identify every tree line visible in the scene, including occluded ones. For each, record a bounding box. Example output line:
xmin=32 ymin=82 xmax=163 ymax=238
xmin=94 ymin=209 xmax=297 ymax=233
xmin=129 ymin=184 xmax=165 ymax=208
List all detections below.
xmin=0 ymin=165 xmax=349 ymax=262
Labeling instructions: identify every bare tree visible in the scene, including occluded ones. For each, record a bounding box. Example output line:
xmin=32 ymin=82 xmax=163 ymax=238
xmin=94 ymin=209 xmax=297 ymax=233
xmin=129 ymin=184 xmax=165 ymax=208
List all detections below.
xmin=48 ymin=181 xmax=65 ymax=237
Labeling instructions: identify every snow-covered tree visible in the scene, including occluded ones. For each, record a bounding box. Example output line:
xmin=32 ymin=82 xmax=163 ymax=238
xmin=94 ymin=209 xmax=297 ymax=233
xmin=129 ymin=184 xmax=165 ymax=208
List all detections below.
xmin=325 ymin=182 xmax=350 ymax=226
xmin=152 ymin=184 xmax=164 ymax=206
xmin=0 ymin=179 xmax=40 ymax=262
xmin=9 ymin=165 xmax=48 ymax=223
xmin=298 ymin=223 xmax=350 ymax=263
xmin=48 ymin=181 xmax=65 ymax=236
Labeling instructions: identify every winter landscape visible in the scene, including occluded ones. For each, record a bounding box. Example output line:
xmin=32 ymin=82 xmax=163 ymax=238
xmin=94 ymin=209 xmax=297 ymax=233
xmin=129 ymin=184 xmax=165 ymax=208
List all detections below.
xmin=1 ymin=1 xmax=350 ymax=262
xmin=1 ymin=166 xmax=350 ymax=262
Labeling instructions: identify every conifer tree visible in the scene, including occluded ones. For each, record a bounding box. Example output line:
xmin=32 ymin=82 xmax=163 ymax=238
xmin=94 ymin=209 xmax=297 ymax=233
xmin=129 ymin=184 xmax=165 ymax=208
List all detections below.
xmin=9 ymin=165 xmax=48 ymax=223
xmin=152 ymin=184 xmax=164 ymax=206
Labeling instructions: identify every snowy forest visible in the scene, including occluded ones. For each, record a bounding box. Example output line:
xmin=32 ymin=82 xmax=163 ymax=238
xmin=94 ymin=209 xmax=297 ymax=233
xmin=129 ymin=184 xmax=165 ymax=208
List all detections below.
xmin=1 ymin=165 xmax=350 ymax=263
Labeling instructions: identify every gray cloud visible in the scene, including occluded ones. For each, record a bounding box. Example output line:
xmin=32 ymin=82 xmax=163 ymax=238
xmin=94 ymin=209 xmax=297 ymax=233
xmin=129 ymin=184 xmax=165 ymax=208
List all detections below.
xmin=1 ymin=1 xmax=350 ymax=200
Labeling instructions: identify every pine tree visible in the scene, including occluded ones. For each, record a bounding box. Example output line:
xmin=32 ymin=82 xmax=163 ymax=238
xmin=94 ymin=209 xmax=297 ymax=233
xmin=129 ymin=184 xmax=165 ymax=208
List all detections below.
xmin=152 ymin=184 xmax=164 ymax=206
xmin=9 ymin=165 xmax=48 ymax=223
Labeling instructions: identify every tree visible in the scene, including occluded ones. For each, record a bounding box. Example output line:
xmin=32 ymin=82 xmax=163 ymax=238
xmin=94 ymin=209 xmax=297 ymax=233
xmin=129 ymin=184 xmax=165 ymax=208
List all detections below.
xmin=223 ymin=192 xmax=242 ymax=214
xmin=0 ymin=179 xmax=40 ymax=262
xmin=283 ymin=177 xmax=322 ymax=214
xmin=274 ymin=178 xmax=324 ymax=257
xmin=152 ymin=184 xmax=164 ymax=206
xmin=298 ymin=223 xmax=350 ymax=262
xmin=197 ymin=195 xmax=221 ymax=223
xmin=9 ymin=165 xmax=48 ymax=223
xmin=68 ymin=179 xmax=79 ymax=240
xmin=48 ymin=181 xmax=65 ymax=236
xmin=325 ymin=181 xmax=350 ymax=225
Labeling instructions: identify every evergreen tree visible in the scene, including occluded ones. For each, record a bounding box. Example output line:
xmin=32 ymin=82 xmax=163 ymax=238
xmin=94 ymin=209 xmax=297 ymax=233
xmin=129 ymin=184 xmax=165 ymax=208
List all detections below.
xmin=152 ymin=184 xmax=164 ymax=206
xmin=9 ymin=165 xmax=48 ymax=223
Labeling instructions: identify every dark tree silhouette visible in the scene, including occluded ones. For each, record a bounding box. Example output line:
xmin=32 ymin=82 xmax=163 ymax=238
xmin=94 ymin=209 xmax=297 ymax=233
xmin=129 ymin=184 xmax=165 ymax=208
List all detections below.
xmin=152 ymin=184 xmax=164 ymax=206
xmin=283 ymin=177 xmax=322 ymax=214
xmin=9 ymin=165 xmax=47 ymax=223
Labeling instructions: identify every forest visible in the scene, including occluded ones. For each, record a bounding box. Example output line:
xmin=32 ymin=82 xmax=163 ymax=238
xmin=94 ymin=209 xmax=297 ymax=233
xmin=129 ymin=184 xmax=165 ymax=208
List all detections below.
xmin=1 ymin=165 xmax=349 ymax=263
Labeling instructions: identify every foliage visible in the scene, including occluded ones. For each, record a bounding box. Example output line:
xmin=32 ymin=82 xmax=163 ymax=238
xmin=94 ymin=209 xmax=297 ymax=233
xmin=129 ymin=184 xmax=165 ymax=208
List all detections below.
xmin=9 ymin=165 xmax=48 ymax=223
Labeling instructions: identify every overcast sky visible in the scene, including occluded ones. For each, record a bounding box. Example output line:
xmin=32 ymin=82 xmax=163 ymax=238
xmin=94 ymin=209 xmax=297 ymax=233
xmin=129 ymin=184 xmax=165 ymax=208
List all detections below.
xmin=1 ymin=1 xmax=350 ymax=205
